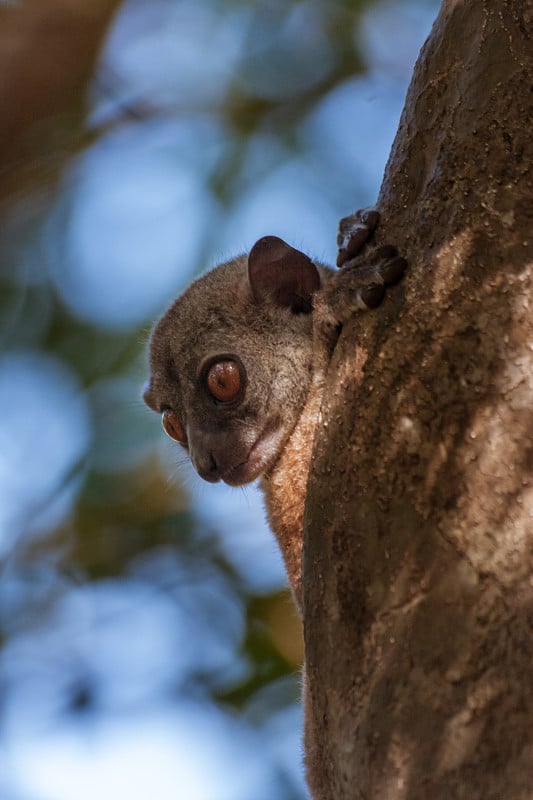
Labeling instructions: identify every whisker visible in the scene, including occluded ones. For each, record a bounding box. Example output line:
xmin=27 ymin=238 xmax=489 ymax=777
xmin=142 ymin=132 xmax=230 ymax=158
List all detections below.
xmin=234 ymin=418 xmax=256 ymax=431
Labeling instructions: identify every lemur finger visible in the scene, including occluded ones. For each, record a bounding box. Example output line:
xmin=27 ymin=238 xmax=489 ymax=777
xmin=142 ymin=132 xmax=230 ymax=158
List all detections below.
xmin=370 ymin=244 xmax=397 ymax=263
xmin=360 ymin=283 xmax=386 ymax=309
xmin=380 ymin=256 xmax=407 ymax=285
xmin=336 ymin=207 xmax=380 ymax=267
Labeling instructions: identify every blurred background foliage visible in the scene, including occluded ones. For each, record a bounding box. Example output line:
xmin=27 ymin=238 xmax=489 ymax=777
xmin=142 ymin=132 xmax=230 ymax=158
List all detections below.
xmin=0 ymin=0 xmax=438 ymax=797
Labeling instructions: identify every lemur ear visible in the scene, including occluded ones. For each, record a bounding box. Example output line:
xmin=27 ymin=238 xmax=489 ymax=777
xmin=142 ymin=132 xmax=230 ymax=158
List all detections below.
xmin=248 ymin=236 xmax=321 ymax=313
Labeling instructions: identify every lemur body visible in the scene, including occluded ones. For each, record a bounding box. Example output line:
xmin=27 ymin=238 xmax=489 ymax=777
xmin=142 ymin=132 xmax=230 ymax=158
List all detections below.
xmin=144 ymin=209 xmax=405 ymax=611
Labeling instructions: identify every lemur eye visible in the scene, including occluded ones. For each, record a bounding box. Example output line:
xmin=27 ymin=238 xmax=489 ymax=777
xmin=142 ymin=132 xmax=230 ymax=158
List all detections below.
xmin=162 ymin=409 xmax=187 ymax=445
xmin=206 ymin=360 xmax=241 ymax=403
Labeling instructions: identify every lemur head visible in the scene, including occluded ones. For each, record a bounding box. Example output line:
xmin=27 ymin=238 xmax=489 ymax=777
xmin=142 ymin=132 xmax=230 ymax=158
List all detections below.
xmin=144 ymin=236 xmax=328 ymax=485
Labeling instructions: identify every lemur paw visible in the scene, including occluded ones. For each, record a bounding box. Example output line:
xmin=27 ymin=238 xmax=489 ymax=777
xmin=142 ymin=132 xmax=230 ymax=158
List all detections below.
xmin=332 ymin=245 xmax=407 ymax=313
xmin=336 ymin=207 xmax=380 ymax=267
xmin=315 ymin=244 xmax=407 ymax=342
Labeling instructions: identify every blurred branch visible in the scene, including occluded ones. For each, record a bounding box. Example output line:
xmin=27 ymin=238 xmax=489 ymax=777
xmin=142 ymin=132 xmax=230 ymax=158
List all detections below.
xmin=0 ymin=0 xmax=123 ymax=207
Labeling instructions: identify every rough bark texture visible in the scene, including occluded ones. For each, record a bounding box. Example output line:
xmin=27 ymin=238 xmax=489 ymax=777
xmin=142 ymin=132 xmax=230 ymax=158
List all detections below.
xmin=303 ymin=2 xmax=533 ymax=798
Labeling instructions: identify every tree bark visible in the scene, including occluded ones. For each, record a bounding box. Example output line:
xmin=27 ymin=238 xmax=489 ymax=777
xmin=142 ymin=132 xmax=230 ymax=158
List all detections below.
xmin=303 ymin=2 xmax=533 ymax=798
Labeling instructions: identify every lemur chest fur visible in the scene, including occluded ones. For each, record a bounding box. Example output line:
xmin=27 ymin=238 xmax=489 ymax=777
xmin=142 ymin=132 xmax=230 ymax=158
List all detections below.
xmin=261 ymin=376 xmax=324 ymax=615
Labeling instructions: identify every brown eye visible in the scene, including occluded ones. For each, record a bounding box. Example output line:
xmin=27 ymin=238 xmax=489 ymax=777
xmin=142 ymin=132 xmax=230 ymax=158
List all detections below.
xmin=162 ymin=409 xmax=187 ymax=445
xmin=206 ymin=360 xmax=242 ymax=403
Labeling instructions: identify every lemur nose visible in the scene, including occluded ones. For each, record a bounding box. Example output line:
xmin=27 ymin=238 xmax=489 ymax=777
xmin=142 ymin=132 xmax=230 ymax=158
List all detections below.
xmin=191 ymin=449 xmax=220 ymax=484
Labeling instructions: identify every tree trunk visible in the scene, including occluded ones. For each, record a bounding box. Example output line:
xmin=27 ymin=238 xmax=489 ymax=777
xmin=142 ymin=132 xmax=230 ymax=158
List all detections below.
xmin=303 ymin=1 xmax=533 ymax=798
